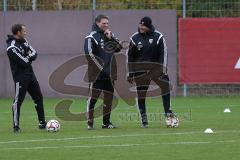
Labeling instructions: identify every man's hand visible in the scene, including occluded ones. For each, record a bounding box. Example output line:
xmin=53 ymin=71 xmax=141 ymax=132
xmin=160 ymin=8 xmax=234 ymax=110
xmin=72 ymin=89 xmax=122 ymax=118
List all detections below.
xmin=26 ymin=52 xmax=37 ymax=61
xmin=104 ymin=29 xmax=112 ymax=39
xmin=127 ymin=77 xmax=134 ymax=84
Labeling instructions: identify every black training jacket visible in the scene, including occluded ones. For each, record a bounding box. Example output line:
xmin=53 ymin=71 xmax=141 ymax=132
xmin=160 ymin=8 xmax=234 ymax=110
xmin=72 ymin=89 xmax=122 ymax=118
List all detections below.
xmin=127 ymin=25 xmax=168 ymax=78
xmin=84 ymin=24 xmax=122 ymax=82
xmin=6 ymin=35 xmax=37 ymax=81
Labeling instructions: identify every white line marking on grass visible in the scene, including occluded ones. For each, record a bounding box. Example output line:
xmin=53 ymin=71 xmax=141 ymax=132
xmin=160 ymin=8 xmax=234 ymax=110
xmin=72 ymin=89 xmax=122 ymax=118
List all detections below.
xmin=0 ymin=130 xmax=239 ymax=145
xmin=0 ymin=131 xmax=199 ymax=144
xmin=1 ymin=140 xmax=238 ymax=150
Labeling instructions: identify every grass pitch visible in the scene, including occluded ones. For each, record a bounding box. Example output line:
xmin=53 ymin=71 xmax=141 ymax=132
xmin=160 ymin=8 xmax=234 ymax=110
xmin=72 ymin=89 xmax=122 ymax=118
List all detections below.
xmin=0 ymin=96 xmax=239 ymax=160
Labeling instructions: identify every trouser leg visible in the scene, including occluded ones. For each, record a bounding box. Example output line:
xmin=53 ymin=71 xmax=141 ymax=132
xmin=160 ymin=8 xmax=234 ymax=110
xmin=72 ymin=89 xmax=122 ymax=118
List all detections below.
xmin=135 ymin=76 xmax=151 ymax=124
xmin=152 ymin=74 xmax=172 ymax=115
xmin=86 ymin=82 xmax=101 ymax=125
xmin=12 ymin=80 xmax=28 ymax=128
xmin=27 ymin=78 xmax=46 ymax=123
xmin=102 ymin=80 xmax=114 ymax=125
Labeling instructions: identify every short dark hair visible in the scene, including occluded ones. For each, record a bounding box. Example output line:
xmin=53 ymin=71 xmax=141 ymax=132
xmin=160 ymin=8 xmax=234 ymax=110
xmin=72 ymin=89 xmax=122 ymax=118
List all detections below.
xmin=11 ymin=24 xmax=25 ymax=35
xmin=95 ymin=14 xmax=108 ymax=23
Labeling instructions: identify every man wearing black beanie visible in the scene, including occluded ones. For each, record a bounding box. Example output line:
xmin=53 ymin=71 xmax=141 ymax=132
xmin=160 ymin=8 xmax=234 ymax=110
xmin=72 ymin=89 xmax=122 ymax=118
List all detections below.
xmin=127 ymin=16 xmax=179 ymax=128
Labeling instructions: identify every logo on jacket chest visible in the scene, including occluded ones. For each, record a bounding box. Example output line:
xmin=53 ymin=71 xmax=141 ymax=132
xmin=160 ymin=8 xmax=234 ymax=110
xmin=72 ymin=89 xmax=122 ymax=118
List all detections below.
xmin=137 ymin=39 xmax=154 ymax=51
xmin=19 ymin=46 xmax=25 ymax=54
xmin=137 ymin=41 xmax=143 ymax=51
xmin=149 ymin=39 xmax=153 ymax=44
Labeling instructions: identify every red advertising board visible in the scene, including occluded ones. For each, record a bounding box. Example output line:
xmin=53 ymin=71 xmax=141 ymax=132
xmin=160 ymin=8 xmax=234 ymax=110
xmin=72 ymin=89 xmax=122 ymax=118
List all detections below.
xmin=179 ymin=18 xmax=240 ymax=84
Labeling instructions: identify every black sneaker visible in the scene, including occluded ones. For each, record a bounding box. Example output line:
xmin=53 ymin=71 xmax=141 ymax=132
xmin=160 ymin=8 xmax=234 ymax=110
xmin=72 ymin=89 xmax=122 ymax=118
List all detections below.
xmin=141 ymin=122 xmax=149 ymax=128
xmin=38 ymin=121 xmax=47 ymax=129
xmin=141 ymin=114 xmax=148 ymax=126
xmin=102 ymin=122 xmax=117 ymax=129
xmin=87 ymin=121 xmax=95 ymax=130
xmin=13 ymin=127 xmax=21 ymax=133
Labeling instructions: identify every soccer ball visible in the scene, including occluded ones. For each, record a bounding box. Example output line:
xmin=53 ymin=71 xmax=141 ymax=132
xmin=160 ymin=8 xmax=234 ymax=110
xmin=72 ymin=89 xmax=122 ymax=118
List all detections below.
xmin=171 ymin=117 xmax=179 ymax=128
xmin=46 ymin=120 xmax=60 ymax=132
xmin=166 ymin=116 xmax=179 ymax=128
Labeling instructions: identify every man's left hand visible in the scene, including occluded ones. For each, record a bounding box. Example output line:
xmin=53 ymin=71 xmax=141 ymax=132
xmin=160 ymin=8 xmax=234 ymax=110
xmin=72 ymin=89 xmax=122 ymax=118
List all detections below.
xmin=104 ymin=29 xmax=112 ymax=39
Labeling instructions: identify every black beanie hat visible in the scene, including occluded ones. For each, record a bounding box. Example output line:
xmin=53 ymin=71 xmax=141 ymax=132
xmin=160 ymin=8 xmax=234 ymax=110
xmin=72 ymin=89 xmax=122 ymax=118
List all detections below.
xmin=139 ymin=16 xmax=152 ymax=29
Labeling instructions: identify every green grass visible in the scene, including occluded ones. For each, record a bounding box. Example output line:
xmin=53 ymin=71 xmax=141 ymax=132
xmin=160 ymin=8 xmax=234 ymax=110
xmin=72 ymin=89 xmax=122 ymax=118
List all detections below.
xmin=0 ymin=96 xmax=240 ymax=160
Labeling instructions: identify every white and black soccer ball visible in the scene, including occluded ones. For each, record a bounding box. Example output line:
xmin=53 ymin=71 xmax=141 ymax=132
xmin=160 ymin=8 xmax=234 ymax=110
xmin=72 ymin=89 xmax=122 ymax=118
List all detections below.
xmin=46 ymin=120 xmax=60 ymax=132
xmin=170 ymin=117 xmax=179 ymax=128
xmin=166 ymin=117 xmax=179 ymax=128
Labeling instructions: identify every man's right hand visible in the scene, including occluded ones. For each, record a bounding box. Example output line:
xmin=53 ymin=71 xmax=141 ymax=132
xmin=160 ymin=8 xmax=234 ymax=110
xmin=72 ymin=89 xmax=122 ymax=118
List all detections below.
xmin=127 ymin=77 xmax=134 ymax=84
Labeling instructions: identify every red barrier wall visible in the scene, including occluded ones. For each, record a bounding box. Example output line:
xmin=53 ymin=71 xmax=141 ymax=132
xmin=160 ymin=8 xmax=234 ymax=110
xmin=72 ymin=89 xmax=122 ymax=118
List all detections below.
xmin=179 ymin=18 xmax=240 ymax=84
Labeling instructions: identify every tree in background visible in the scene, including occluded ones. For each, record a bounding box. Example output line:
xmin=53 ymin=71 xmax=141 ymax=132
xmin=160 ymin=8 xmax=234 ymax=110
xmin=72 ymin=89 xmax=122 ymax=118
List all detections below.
xmin=1 ymin=0 xmax=240 ymax=17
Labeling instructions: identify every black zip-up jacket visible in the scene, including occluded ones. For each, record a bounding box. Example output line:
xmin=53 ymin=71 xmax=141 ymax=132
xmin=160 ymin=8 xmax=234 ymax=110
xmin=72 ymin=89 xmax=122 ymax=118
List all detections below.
xmin=6 ymin=35 xmax=37 ymax=81
xmin=84 ymin=24 xmax=122 ymax=82
xmin=127 ymin=25 xmax=168 ymax=78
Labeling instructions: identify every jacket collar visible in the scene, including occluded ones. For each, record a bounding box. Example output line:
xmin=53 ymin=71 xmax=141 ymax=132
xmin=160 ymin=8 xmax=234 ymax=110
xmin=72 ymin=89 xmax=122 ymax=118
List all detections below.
xmin=6 ymin=35 xmax=25 ymax=43
xmin=92 ymin=24 xmax=104 ymax=33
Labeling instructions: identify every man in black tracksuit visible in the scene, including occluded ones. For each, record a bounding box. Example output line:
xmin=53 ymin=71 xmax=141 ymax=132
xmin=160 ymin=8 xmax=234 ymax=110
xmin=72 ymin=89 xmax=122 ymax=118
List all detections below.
xmin=84 ymin=14 xmax=122 ymax=129
xmin=127 ymin=17 xmax=178 ymax=128
xmin=6 ymin=24 xmax=46 ymax=133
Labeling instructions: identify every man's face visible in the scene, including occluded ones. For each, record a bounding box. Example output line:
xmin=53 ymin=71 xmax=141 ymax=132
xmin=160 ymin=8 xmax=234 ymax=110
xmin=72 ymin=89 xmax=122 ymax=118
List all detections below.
xmin=138 ymin=24 xmax=150 ymax=34
xmin=17 ymin=26 xmax=27 ymax=39
xmin=96 ymin=18 xmax=109 ymax=31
